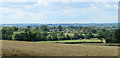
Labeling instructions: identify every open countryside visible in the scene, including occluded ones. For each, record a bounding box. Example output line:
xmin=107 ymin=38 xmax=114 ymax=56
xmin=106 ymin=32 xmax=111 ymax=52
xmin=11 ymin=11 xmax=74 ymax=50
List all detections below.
xmin=1 ymin=1 xmax=119 ymax=56
xmin=1 ymin=23 xmax=120 ymax=56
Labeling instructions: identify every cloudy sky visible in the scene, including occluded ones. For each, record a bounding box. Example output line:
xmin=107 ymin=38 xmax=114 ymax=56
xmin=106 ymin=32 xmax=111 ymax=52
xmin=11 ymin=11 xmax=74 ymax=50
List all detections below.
xmin=0 ymin=0 xmax=118 ymax=24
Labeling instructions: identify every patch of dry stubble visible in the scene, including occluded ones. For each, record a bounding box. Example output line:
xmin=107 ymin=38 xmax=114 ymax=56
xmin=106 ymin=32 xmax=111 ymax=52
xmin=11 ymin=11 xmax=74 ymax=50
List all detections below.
xmin=2 ymin=40 xmax=118 ymax=56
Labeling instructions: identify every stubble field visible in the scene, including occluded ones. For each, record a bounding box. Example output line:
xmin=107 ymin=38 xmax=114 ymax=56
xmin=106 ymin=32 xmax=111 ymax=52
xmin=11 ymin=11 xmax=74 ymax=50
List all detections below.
xmin=2 ymin=40 xmax=118 ymax=56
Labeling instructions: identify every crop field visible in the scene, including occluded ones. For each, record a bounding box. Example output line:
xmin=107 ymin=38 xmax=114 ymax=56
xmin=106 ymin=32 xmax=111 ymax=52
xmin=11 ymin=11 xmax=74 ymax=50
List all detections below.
xmin=2 ymin=40 xmax=118 ymax=56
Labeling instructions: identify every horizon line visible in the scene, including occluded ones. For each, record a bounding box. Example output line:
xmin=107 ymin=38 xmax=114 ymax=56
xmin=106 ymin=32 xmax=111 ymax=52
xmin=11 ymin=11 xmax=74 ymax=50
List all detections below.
xmin=1 ymin=22 xmax=118 ymax=25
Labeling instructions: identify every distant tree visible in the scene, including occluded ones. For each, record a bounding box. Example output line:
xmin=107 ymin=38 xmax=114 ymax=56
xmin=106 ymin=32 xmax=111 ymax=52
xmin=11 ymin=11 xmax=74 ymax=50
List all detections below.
xmin=35 ymin=26 xmax=39 ymax=31
xmin=42 ymin=31 xmax=48 ymax=36
xmin=2 ymin=27 xmax=6 ymax=34
xmin=98 ymin=32 xmax=104 ymax=42
xmin=102 ymin=29 xmax=106 ymax=32
xmin=72 ymin=33 xmax=80 ymax=39
xmin=25 ymin=29 xmax=28 ymax=32
xmin=47 ymin=35 xmax=52 ymax=41
xmin=57 ymin=25 xmax=62 ymax=31
xmin=19 ymin=27 xmax=26 ymax=31
xmin=91 ymin=29 xmax=97 ymax=33
xmin=84 ymin=34 xmax=90 ymax=39
xmin=65 ymin=35 xmax=71 ymax=40
xmin=79 ymin=34 xmax=84 ymax=39
xmin=79 ymin=26 xmax=83 ymax=29
xmin=36 ymin=31 xmax=42 ymax=41
xmin=51 ymin=33 xmax=58 ymax=41
xmin=6 ymin=27 xmax=13 ymax=35
xmin=40 ymin=31 xmax=48 ymax=41
xmin=2 ymin=27 xmax=13 ymax=40
xmin=26 ymin=26 xmax=32 ymax=32
xmin=88 ymin=33 xmax=93 ymax=38
xmin=12 ymin=26 xmax=18 ymax=31
xmin=13 ymin=30 xmax=38 ymax=41
xmin=58 ymin=32 xmax=65 ymax=40
xmin=40 ymin=25 xmax=49 ymax=31
xmin=13 ymin=32 xmax=26 ymax=41
xmin=59 ymin=32 xmax=64 ymax=37
xmin=48 ymin=26 xmax=56 ymax=30
xmin=35 ymin=26 xmax=39 ymax=29
xmin=27 ymin=26 xmax=32 ymax=29
xmin=115 ymin=29 xmax=120 ymax=43
xmin=84 ymin=33 xmax=92 ymax=39
xmin=2 ymin=34 xmax=12 ymax=40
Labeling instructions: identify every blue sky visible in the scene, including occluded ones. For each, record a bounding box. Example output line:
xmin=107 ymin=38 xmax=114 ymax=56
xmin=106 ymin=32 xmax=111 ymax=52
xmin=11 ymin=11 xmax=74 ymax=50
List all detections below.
xmin=0 ymin=1 xmax=118 ymax=24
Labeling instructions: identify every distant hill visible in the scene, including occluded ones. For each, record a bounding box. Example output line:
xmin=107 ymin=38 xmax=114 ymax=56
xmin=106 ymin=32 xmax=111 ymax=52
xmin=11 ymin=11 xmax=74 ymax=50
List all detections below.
xmin=1 ymin=23 xmax=118 ymax=28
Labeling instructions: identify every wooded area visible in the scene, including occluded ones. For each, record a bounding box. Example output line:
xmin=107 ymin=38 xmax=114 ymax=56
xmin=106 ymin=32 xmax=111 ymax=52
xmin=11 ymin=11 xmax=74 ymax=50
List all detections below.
xmin=1 ymin=25 xmax=120 ymax=43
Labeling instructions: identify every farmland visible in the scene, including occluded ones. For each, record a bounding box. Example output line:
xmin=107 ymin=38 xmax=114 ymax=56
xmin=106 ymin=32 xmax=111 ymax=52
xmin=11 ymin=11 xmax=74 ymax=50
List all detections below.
xmin=1 ymin=1 xmax=119 ymax=57
xmin=1 ymin=24 xmax=119 ymax=56
xmin=38 ymin=39 xmax=106 ymax=43
xmin=2 ymin=40 xmax=118 ymax=56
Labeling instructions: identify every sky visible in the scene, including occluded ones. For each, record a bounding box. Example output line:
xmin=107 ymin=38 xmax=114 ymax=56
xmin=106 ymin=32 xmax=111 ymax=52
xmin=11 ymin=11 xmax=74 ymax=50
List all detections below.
xmin=0 ymin=0 xmax=119 ymax=24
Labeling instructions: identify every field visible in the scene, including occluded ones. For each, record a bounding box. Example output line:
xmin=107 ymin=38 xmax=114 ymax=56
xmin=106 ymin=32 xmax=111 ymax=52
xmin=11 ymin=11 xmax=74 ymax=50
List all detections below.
xmin=2 ymin=40 xmax=118 ymax=56
xmin=38 ymin=39 xmax=106 ymax=43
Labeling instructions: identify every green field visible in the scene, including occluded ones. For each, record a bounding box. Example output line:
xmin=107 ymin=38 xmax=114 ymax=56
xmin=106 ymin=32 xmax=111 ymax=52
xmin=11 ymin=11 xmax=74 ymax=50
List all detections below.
xmin=14 ymin=31 xmax=25 ymax=34
xmin=38 ymin=39 xmax=106 ymax=43
xmin=64 ymin=33 xmax=74 ymax=36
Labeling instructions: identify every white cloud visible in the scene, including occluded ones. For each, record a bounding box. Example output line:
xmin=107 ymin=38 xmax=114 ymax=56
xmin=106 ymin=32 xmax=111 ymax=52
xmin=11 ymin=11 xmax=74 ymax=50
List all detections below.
xmin=9 ymin=10 xmax=44 ymax=20
xmin=103 ymin=2 xmax=111 ymax=8
xmin=1 ymin=2 xmax=118 ymax=24
xmin=91 ymin=3 xmax=96 ymax=9
xmin=1 ymin=0 xmax=119 ymax=3
xmin=63 ymin=9 xmax=77 ymax=17
xmin=16 ymin=22 xmax=41 ymax=24
xmin=33 ymin=0 xmax=42 ymax=6
xmin=24 ymin=0 xmax=49 ymax=8
xmin=0 ymin=7 xmax=43 ymax=20
xmin=114 ymin=4 xmax=118 ymax=9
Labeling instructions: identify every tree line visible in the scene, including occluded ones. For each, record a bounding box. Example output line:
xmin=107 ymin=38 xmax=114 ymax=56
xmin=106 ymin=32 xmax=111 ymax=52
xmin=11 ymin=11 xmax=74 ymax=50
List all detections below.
xmin=2 ymin=25 xmax=120 ymax=43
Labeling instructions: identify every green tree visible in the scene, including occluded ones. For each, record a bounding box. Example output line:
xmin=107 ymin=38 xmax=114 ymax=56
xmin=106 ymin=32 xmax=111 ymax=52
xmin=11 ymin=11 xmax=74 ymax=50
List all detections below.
xmin=58 ymin=32 xmax=65 ymax=40
xmin=78 ymin=26 xmax=83 ymax=30
xmin=57 ymin=25 xmax=62 ymax=31
xmin=51 ymin=32 xmax=58 ymax=41
xmin=72 ymin=33 xmax=80 ymax=39
xmin=47 ymin=35 xmax=52 ymax=41
xmin=59 ymin=32 xmax=64 ymax=37
xmin=26 ymin=26 xmax=32 ymax=31
xmin=91 ymin=29 xmax=97 ymax=33
xmin=2 ymin=27 xmax=13 ymax=40
xmin=115 ymin=29 xmax=120 ymax=43
xmin=35 ymin=26 xmax=39 ymax=30
xmin=27 ymin=26 xmax=32 ymax=29
xmin=84 ymin=34 xmax=90 ymax=39
xmin=84 ymin=33 xmax=93 ymax=39
xmin=13 ymin=32 xmax=26 ymax=41
xmin=40 ymin=25 xmax=49 ymax=31
xmin=19 ymin=27 xmax=26 ymax=31
xmin=79 ymin=34 xmax=84 ymax=39
xmin=12 ymin=26 xmax=18 ymax=31
xmin=88 ymin=33 xmax=93 ymax=38
xmin=65 ymin=35 xmax=71 ymax=40
xmin=98 ymin=32 xmax=104 ymax=42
